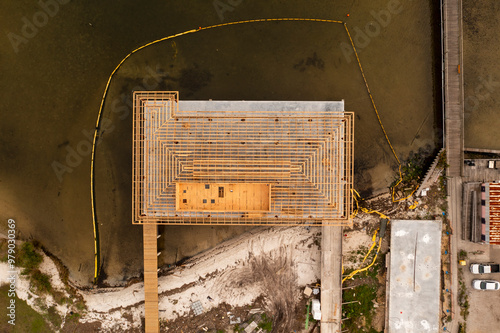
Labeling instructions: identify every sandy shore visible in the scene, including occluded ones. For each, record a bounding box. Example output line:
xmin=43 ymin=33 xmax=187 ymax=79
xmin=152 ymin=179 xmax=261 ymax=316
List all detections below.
xmin=1 ymin=226 xmax=322 ymax=331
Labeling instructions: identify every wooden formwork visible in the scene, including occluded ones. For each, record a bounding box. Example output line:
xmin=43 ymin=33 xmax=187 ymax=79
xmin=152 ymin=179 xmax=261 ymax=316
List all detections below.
xmin=133 ymin=91 xmax=354 ymax=226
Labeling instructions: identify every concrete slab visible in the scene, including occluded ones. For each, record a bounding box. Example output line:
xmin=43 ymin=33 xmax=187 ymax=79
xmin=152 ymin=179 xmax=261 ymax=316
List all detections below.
xmin=320 ymin=226 xmax=342 ymax=333
xmin=388 ymin=220 xmax=442 ymax=333
xmin=178 ymin=100 xmax=345 ymax=113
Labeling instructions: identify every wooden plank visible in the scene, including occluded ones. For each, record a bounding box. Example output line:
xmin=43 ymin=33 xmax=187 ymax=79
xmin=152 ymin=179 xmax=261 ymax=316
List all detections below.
xmin=176 ymin=183 xmax=271 ymax=212
xmin=143 ymin=225 xmax=159 ymax=333
xmin=443 ymin=0 xmax=464 ymax=177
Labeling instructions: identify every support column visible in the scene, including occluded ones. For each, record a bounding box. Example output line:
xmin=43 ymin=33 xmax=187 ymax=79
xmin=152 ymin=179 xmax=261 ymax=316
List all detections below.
xmin=143 ymin=224 xmax=159 ymax=333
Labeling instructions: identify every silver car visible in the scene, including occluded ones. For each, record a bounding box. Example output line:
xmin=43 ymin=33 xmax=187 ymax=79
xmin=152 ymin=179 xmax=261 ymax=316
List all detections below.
xmin=472 ymin=279 xmax=500 ymax=290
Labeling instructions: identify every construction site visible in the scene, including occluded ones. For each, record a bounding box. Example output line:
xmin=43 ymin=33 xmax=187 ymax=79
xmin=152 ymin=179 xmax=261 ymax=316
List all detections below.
xmin=132 ymin=91 xmax=354 ymax=332
xmin=2 ymin=0 xmax=465 ymax=332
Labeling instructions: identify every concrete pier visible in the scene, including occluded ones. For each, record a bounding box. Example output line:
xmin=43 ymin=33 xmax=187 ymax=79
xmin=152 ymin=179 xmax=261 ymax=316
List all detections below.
xmin=320 ymin=226 xmax=343 ymax=333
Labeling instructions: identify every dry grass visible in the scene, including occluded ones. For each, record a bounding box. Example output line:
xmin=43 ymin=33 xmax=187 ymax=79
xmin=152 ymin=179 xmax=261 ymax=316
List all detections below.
xmin=228 ymin=248 xmax=300 ymax=332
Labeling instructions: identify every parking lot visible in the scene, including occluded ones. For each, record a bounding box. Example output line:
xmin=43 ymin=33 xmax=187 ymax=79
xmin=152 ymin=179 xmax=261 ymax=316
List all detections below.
xmin=459 ymin=241 xmax=500 ymax=333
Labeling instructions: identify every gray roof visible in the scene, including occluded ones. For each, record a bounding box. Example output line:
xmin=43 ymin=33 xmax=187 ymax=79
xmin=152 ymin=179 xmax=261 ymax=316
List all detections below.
xmin=388 ymin=220 xmax=442 ymax=333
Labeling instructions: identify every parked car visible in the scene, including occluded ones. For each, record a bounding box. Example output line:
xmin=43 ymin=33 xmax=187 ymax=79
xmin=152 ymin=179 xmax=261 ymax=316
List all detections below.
xmin=470 ymin=263 xmax=500 ymax=274
xmin=311 ymin=299 xmax=321 ymax=320
xmin=472 ymin=279 xmax=500 ymax=290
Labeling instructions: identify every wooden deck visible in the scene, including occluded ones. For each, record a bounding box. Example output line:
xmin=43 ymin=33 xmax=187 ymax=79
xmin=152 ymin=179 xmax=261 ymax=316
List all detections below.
xmin=443 ymin=0 xmax=464 ymax=177
xmin=443 ymin=0 xmax=464 ymax=328
xmin=143 ymin=224 xmax=159 ymax=333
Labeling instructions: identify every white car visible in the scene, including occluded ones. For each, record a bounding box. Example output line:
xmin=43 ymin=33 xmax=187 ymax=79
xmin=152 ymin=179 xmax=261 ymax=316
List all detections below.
xmin=311 ymin=299 xmax=321 ymax=320
xmin=472 ymin=279 xmax=500 ymax=290
xmin=470 ymin=263 xmax=500 ymax=274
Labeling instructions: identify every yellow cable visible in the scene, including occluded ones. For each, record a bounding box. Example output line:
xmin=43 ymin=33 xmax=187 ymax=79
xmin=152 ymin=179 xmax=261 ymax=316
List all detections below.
xmin=342 ymin=237 xmax=382 ymax=283
xmin=91 ymin=17 xmax=418 ymax=281
xmin=344 ymin=23 xmax=422 ymax=202
xmin=391 ymin=164 xmax=420 ymax=202
xmin=362 ymin=231 xmax=378 ymax=264
xmin=343 ymin=189 xmax=390 ymax=283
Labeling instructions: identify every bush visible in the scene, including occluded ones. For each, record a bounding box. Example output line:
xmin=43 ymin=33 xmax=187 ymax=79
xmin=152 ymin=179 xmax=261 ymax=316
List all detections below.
xmin=18 ymin=242 xmax=43 ymax=274
xmin=31 ymin=269 xmax=52 ymax=293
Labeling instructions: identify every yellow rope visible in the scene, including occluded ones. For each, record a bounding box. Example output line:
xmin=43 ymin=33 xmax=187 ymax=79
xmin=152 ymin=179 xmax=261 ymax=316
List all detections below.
xmin=90 ymin=17 xmax=416 ymax=282
xmin=344 ymin=23 xmax=400 ymax=166
xmin=344 ymin=23 xmax=421 ymax=202
xmin=90 ymin=17 xmax=345 ymax=284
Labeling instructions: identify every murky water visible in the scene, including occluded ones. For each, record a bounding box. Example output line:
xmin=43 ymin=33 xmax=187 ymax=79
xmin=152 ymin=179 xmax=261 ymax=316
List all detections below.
xmin=0 ymin=0 xmax=440 ymax=285
xmin=463 ymin=1 xmax=500 ymax=150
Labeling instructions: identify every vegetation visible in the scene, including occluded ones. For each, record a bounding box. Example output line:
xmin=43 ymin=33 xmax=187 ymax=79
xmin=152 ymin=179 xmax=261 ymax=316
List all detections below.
xmin=2 ymin=240 xmax=87 ymax=330
xmin=31 ymin=270 xmax=52 ymax=293
xmin=458 ymin=268 xmax=470 ymax=320
xmin=258 ymin=313 xmax=273 ymax=332
xmin=0 ymin=285 xmax=52 ymax=333
xmin=391 ymin=148 xmax=434 ymax=199
xmin=18 ymin=242 xmax=43 ymax=275
xmin=437 ymin=150 xmax=449 ymax=169
xmin=46 ymin=306 xmax=62 ymax=328
xmin=342 ymin=284 xmax=378 ymax=331
xmin=341 ymin=243 xmax=385 ymax=333
xmin=14 ymin=241 xmax=55 ymax=295
xmin=459 ymin=249 xmax=468 ymax=260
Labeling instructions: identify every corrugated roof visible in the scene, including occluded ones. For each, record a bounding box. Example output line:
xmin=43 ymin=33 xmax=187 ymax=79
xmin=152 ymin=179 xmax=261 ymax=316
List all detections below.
xmin=488 ymin=183 xmax=500 ymax=244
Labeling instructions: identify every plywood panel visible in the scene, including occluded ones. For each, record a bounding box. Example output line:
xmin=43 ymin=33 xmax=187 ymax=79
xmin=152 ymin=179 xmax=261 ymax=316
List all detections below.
xmin=176 ymin=183 xmax=270 ymax=212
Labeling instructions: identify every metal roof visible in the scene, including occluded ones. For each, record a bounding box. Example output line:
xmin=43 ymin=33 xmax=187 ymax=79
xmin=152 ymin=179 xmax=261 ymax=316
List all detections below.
xmin=482 ymin=183 xmax=500 ymax=244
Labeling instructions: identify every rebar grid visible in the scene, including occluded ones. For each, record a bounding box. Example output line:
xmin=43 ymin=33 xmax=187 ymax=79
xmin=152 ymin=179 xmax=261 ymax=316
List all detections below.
xmin=133 ymin=91 xmax=353 ymax=226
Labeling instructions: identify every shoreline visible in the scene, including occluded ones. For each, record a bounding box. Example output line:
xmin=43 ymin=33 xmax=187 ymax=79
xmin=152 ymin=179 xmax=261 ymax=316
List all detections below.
xmin=1 ymin=225 xmax=323 ymax=331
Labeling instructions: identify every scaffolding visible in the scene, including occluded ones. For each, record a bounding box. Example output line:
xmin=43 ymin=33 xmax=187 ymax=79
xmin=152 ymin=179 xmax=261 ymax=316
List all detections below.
xmin=133 ymin=91 xmax=353 ymax=226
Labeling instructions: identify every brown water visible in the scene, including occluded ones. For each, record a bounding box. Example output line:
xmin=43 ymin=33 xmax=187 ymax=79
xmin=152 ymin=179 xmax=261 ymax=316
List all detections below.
xmin=463 ymin=1 xmax=500 ymax=150
xmin=0 ymin=0 xmax=440 ymax=285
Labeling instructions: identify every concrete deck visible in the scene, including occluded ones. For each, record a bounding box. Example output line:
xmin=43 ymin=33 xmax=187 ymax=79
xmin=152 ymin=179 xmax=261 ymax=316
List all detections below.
xmin=320 ymin=226 xmax=342 ymax=333
xmin=387 ymin=220 xmax=442 ymax=333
